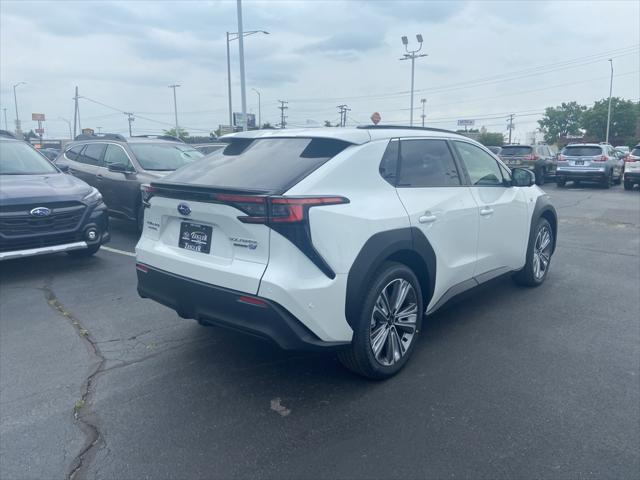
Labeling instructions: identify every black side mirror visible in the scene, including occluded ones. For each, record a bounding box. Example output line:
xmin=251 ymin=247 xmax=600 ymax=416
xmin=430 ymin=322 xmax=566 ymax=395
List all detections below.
xmin=511 ymin=167 xmax=535 ymax=187
xmin=57 ymin=164 xmax=70 ymax=173
xmin=107 ymin=162 xmax=129 ymax=173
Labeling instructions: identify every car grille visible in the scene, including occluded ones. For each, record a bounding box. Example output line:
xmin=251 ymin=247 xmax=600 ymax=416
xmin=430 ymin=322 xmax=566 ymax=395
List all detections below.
xmin=0 ymin=233 xmax=83 ymax=252
xmin=0 ymin=202 xmax=87 ymax=237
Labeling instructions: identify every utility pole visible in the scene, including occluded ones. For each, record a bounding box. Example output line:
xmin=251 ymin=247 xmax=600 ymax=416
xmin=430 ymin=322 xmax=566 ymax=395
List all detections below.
xmin=236 ymin=0 xmax=248 ymax=131
xmin=606 ymin=58 xmax=613 ymax=144
xmin=73 ymin=86 xmax=79 ymax=138
xmin=278 ymin=100 xmax=288 ymax=129
xmin=2 ymin=108 xmax=7 ymax=130
xmin=420 ymin=98 xmax=426 ymax=127
xmin=168 ymin=84 xmax=181 ymax=136
xmin=97 ymin=126 xmax=102 ymax=134
xmin=399 ymin=35 xmax=427 ymax=126
xmin=252 ymin=88 xmax=261 ymax=129
xmin=125 ymin=112 xmax=134 ymax=136
xmin=337 ymin=104 xmax=350 ymax=127
xmin=226 ymin=31 xmax=233 ymax=128
xmin=507 ymin=114 xmax=515 ymax=144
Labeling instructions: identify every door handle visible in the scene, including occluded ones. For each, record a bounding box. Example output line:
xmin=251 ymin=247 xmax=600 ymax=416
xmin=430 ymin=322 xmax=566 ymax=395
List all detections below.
xmin=480 ymin=207 xmax=494 ymax=216
xmin=419 ymin=213 xmax=437 ymax=224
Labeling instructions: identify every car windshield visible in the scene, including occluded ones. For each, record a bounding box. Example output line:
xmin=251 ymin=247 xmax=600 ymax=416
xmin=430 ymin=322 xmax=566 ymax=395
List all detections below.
xmin=129 ymin=143 xmax=204 ymax=171
xmin=500 ymin=146 xmax=532 ymax=156
xmin=0 ymin=141 xmax=59 ymax=175
xmin=562 ymin=146 xmax=603 ymax=156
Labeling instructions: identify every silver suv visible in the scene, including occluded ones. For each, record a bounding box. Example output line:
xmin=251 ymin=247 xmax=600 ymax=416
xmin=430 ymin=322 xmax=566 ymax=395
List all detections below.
xmin=556 ymin=143 xmax=623 ymax=188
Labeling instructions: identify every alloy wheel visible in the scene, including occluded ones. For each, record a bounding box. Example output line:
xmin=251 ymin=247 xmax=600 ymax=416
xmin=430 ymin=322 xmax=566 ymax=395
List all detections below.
xmin=369 ymin=278 xmax=418 ymax=366
xmin=532 ymin=225 xmax=552 ymax=280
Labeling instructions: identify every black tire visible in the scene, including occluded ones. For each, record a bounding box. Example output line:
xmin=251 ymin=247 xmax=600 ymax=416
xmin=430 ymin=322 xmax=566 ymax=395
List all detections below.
xmin=614 ymin=170 xmax=622 ymax=185
xmin=535 ymin=168 xmax=545 ymax=186
xmin=338 ymin=261 xmax=424 ymax=380
xmin=601 ymin=171 xmax=612 ymax=189
xmin=512 ymin=217 xmax=553 ymax=287
xmin=556 ymin=178 xmax=566 ymax=187
xmin=624 ymin=181 xmax=633 ymax=191
xmin=67 ymin=244 xmax=100 ymax=258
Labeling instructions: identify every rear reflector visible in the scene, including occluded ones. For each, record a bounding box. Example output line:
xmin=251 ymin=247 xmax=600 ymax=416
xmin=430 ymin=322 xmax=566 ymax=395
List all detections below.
xmin=237 ymin=295 xmax=268 ymax=308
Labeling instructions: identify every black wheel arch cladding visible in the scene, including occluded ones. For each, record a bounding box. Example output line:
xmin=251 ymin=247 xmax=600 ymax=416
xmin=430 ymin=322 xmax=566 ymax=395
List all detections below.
xmin=345 ymin=227 xmax=436 ymax=329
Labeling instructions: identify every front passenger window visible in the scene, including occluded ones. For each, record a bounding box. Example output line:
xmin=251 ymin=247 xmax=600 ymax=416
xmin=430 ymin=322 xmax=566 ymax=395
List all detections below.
xmin=453 ymin=141 xmax=504 ymax=186
xmin=104 ymin=144 xmax=133 ymax=170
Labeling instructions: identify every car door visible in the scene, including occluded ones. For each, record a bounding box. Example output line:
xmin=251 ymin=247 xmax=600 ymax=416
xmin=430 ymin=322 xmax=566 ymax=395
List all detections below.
xmin=61 ymin=144 xmax=92 ymax=184
xmin=101 ymin=143 xmax=139 ymax=219
xmin=73 ymin=143 xmax=106 ymax=190
xmin=389 ymin=138 xmax=479 ymax=310
xmin=452 ymin=140 xmax=529 ymax=278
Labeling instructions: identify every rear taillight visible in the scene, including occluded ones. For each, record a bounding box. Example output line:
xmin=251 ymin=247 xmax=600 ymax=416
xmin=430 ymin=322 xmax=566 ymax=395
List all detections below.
xmin=625 ymin=155 xmax=638 ymax=162
xmin=558 ymin=154 xmax=566 ymax=161
xmin=141 ymin=184 xmax=155 ymax=205
xmin=524 ymin=154 xmax=538 ymax=161
xmin=594 ymin=155 xmax=608 ymax=162
xmin=213 ymin=194 xmax=349 ymax=225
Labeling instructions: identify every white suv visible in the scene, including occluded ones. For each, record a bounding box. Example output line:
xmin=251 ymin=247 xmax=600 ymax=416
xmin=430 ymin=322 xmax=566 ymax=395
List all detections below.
xmin=136 ymin=127 xmax=557 ymax=379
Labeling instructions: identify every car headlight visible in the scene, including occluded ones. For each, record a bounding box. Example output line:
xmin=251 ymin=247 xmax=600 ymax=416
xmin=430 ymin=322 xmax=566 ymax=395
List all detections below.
xmin=83 ymin=187 xmax=103 ymax=204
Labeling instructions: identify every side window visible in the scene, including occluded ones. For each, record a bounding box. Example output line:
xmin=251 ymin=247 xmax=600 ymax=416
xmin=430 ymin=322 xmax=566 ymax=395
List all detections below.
xmin=379 ymin=139 xmax=399 ymax=185
xmin=80 ymin=144 xmax=106 ymax=166
xmin=104 ymin=144 xmax=133 ymax=169
xmin=397 ymin=139 xmax=461 ymax=187
xmin=65 ymin=144 xmax=84 ymax=161
xmin=453 ymin=141 xmax=505 ymax=186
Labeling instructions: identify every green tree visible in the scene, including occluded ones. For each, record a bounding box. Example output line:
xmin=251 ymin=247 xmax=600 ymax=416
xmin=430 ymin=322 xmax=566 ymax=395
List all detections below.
xmin=162 ymin=127 xmax=189 ymax=139
xmin=581 ymin=97 xmax=639 ymax=145
xmin=477 ymin=132 xmax=504 ymax=146
xmin=537 ymin=101 xmax=586 ymax=144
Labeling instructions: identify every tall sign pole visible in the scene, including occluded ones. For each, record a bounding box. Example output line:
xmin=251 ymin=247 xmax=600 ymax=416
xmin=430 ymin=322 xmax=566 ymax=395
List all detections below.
xmin=236 ymin=0 xmax=248 ymax=131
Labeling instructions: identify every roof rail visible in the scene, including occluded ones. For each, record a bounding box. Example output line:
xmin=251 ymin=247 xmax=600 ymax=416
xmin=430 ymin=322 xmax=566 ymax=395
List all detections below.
xmin=74 ymin=133 xmax=127 ymax=141
xmin=356 ymin=125 xmax=459 ymax=135
xmin=0 ymin=129 xmax=17 ymax=139
xmin=131 ymin=134 xmax=185 ymax=143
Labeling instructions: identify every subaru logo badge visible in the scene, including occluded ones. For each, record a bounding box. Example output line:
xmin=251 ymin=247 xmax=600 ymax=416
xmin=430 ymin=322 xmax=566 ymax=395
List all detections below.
xmin=30 ymin=207 xmax=51 ymax=217
xmin=177 ymin=203 xmax=191 ymax=216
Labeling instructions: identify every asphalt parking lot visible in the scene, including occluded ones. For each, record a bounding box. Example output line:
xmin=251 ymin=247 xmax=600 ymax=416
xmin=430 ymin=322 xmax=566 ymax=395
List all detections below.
xmin=1 ymin=183 xmax=639 ymax=480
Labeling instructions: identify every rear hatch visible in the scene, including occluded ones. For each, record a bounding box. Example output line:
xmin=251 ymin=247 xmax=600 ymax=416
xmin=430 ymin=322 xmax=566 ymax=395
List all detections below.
xmin=499 ymin=146 xmax=533 ymax=166
xmin=560 ymin=145 xmax=604 ymax=168
xmin=135 ymin=136 xmax=352 ymax=294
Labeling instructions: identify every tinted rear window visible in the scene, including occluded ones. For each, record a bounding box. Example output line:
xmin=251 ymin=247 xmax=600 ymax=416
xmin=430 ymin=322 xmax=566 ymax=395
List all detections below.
xmin=160 ymin=137 xmax=351 ymax=194
xmin=500 ymin=146 xmax=532 ymax=156
xmin=562 ymin=146 xmax=603 ymax=156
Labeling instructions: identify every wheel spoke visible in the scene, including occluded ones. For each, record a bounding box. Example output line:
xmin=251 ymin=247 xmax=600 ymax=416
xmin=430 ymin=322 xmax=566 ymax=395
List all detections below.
xmin=371 ymin=325 xmax=389 ymax=359
xmin=533 ymin=254 xmax=540 ymax=278
xmin=379 ymin=288 xmax=392 ymax=317
xmin=389 ymin=328 xmax=402 ymax=363
xmin=539 ymin=252 xmax=550 ymax=270
xmin=539 ymin=230 xmax=551 ymax=251
xmin=392 ymin=280 xmax=411 ymax=313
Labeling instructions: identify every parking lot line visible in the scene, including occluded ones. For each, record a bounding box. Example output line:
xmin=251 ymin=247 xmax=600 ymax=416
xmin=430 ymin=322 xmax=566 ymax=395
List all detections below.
xmin=101 ymin=246 xmax=136 ymax=257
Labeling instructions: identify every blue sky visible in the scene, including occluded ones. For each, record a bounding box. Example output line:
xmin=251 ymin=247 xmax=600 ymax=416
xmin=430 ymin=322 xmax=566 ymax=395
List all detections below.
xmin=1 ymin=0 xmax=638 ymax=141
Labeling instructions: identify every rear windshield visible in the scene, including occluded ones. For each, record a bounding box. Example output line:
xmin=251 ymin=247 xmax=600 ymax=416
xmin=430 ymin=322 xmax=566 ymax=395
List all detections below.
xmin=631 ymin=147 xmax=640 ymax=156
xmin=500 ymin=146 xmax=532 ymax=156
xmin=0 ymin=141 xmax=58 ymax=175
xmin=159 ymin=137 xmax=352 ymax=194
xmin=129 ymin=143 xmax=203 ymax=171
xmin=562 ymin=146 xmax=603 ymax=157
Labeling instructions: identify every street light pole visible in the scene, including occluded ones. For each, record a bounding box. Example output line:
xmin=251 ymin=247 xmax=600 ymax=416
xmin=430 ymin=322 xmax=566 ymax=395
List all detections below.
xmin=226 ymin=29 xmax=269 ymax=132
xmin=236 ymin=0 xmax=248 ymax=131
xmin=168 ymin=84 xmax=181 ymax=136
xmin=12 ymin=82 xmax=26 ymax=136
xmin=606 ymin=58 xmax=613 ymax=144
xmin=3 ymin=108 xmax=8 ymax=130
xmin=420 ymin=98 xmax=426 ymax=127
xmin=58 ymin=117 xmax=72 ymax=139
xmin=399 ymin=36 xmax=427 ymax=127
xmin=252 ymin=88 xmax=261 ymax=129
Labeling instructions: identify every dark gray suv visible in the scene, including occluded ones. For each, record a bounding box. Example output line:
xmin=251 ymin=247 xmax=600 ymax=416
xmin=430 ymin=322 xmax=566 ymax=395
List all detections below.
xmin=498 ymin=144 xmax=556 ymax=186
xmin=56 ymin=134 xmax=204 ymax=230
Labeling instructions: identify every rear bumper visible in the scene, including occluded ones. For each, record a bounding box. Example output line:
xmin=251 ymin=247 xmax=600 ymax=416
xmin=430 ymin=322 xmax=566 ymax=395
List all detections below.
xmin=136 ymin=264 xmax=349 ymax=351
xmin=624 ymin=171 xmax=640 ymax=182
xmin=556 ymin=168 xmax=607 ymax=180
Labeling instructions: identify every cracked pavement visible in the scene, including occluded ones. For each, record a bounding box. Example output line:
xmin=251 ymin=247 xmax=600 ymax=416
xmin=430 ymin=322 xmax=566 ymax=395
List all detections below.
xmin=1 ymin=184 xmax=638 ymax=479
